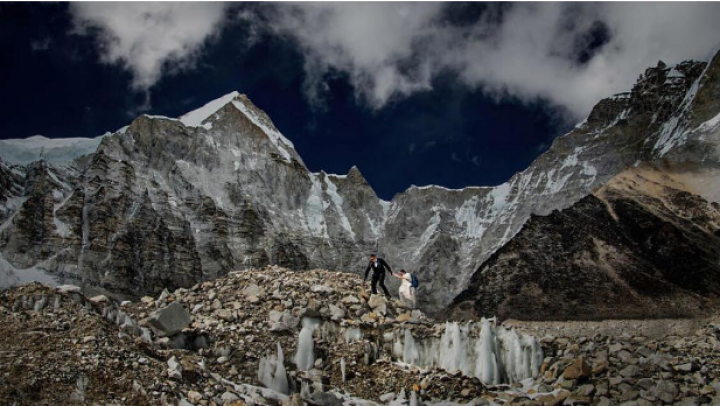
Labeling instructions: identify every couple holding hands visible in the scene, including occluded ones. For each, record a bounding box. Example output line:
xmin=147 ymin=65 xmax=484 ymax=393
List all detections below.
xmin=363 ymin=253 xmax=418 ymax=309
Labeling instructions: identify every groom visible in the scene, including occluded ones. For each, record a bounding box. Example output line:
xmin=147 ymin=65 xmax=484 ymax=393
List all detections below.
xmin=363 ymin=253 xmax=392 ymax=299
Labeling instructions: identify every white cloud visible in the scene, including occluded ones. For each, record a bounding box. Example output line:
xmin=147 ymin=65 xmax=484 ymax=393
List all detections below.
xmin=449 ymin=3 xmax=720 ymax=117
xmin=264 ymin=3 xmax=442 ymax=108
xmin=70 ymin=3 xmax=228 ymax=91
xmin=68 ymin=3 xmax=720 ymax=119
xmin=259 ymin=3 xmax=720 ymax=118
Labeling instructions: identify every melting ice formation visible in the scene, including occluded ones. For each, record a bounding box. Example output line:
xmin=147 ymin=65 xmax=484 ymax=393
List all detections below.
xmin=257 ymin=317 xmax=543 ymax=394
xmin=258 ymin=342 xmax=291 ymax=395
xmin=295 ymin=317 xmax=322 ymax=371
xmin=394 ymin=319 xmax=544 ymax=385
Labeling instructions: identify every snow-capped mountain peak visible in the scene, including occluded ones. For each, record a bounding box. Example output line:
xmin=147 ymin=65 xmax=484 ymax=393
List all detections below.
xmin=179 ymin=91 xmax=241 ymax=128
xmin=0 ymin=51 xmax=718 ymax=313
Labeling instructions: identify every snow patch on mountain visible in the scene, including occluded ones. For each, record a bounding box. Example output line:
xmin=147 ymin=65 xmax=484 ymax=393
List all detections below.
xmin=455 ymin=196 xmax=487 ymax=239
xmin=0 ymin=253 xmax=58 ymax=288
xmin=0 ymin=197 xmax=27 ymax=232
xmin=415 ymin=209 xmax=441 ymax=258
xmin=411 ymin=184 xmax=491 ymax=192
xmin=651 ymin=62 xmax=709 ymax=155
xmin=305 ymin=173 xmax=329 ymax=239
xmin=698 ymin=112 xmax=720 ymax=132
xmin=142 ymin=114 xmax=181 ymax=122
xmin=180 ymin=91 xmax=240 ymax=129
xmin=324 ymin=175 xmax=356 ymax=240
xmin=488 ymin=182 xmax=511 ymax=212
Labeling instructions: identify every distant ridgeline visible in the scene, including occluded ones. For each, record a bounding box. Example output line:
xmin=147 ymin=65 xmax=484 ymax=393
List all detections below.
xmin=0 ymin=135 xmax=105 ymax=166
xmin=1 ymin=51 xmax=720 ymax=319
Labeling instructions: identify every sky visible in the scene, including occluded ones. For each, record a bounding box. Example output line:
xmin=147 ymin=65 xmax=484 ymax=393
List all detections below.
xmin=1 ymin=2 xmax=719 ymax=200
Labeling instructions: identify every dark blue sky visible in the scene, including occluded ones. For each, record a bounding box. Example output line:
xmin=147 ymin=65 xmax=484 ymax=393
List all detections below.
xmin=0 ymin=3 xmax=574 ymax=200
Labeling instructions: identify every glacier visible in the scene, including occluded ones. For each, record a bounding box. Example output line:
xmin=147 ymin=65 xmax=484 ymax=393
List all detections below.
xmin=0 ymin=135 xmax=104 ymax=166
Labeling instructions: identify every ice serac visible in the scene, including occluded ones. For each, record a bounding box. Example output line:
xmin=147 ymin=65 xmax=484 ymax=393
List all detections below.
xmin=1 ymin=51 xmax=719 ymax=312
xmin=393 ymin=318 xmax=543 ymax=385
xmin=258 ymin=342 xmax=290 ymax=395
xmin=294 ymin=317 xmax=320 ymax=371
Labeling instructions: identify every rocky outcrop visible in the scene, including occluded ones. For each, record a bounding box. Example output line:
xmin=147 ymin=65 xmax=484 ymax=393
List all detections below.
xmin=2 ymin=269 xmax=719 ymax=406
xmin=0 ymin=94 xmax=385 ymax=298
xmin=450 ymin=166 xmax=720 ymax=321
xmin=382 ymin=53 xmax=720 ymax=311
xmin=1 ymin=52 xmax=719 ymax=311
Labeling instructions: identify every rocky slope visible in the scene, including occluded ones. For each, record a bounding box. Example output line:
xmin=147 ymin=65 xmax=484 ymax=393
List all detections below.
xmin=450 ymin=166 xmax=720 ymax=321
xmin=2 ymin=269 xmax=719 ymax=406
xmin=0 ymin=51 xmax=719 ymax=312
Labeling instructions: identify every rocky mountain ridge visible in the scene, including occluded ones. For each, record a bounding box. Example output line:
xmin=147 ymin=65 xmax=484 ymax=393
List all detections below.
xmin=0 ymin=51 xmax=719 ymax=312
xmin=450 ymin=165 xmax=720 ymax=321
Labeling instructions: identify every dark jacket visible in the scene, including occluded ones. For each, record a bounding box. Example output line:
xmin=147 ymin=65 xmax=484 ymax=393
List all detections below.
xmin=364 ymin=258 xmax=392 ymax=281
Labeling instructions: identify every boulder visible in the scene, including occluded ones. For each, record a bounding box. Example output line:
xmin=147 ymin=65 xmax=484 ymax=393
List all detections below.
xmin=409 ymin=309 xmax=425 ymax=323
xmin=89 ymin=295 xmax=109 ymax=303
xmin=303 ymin=391 xmax=344 ymax=406
xmin=368 ymin=295 xmax=387 ymax=315
xmin=620 ymin=365 xmax=640 ymax=378
xmin=341 ymin=295 xmax=360 ymax=304
xmin=270 ymin=322 xmax=291 ymax=333
xmin=269 ymin=310 xmax=285 ymax=323
xmin=57 ymin=285 xmax=81 ymax=294
xmin=575 ymin=384 xmax=595 ymax=396
xmin=187 ymin=390 xmax=203 ymax=404
xmin=214 ymin=309 xmax=235 ymax=322
xmin=396 ymin=313 xmax=411 ymax=323
xmin=221 ymin=392 xmax=240 ymax=403
xmin=592 ymin=359 xmax=609 ymax=375
xmin=674 ymin=363 xmax=695 ymax=372
xmin=609 ymin=343 xmax=623 ymax=353
xmin=328 ymin=304 xmax=345 ymax=321
xmin=167 ymin=356 xmax=183 ymax=379
xmin=311 ymin=285 xmax=335 ymax=295
xmin=361 ymin=313 xmax=378 ymax=323
xmin=269 ymin=310 xmax=299 ymax=328
xmin=652 ymin=381 xmax=678 ymax=404
xmin=242 ymin=284 xmax=265 ymax=297
xmin=563 ymin=357 xmax=591 ymax=380
xmin=145 ymin=302 xmax=191 ymax=337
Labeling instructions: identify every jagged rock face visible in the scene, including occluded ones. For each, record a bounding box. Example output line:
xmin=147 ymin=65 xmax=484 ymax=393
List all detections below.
xmin=449 ymin=167 xmax=720 ymax=321
xmin=0 ymin=161 xmax=25 ymax=224
xmin=0 ymin=93 xmax=384 ymax=297
xmin=383 ymin=54 xmax=720 ymax=311
xmin=1 ymin=53 xmax=719 ymax=310
xmin=0 ymin=162 xmax=78 ymax=268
